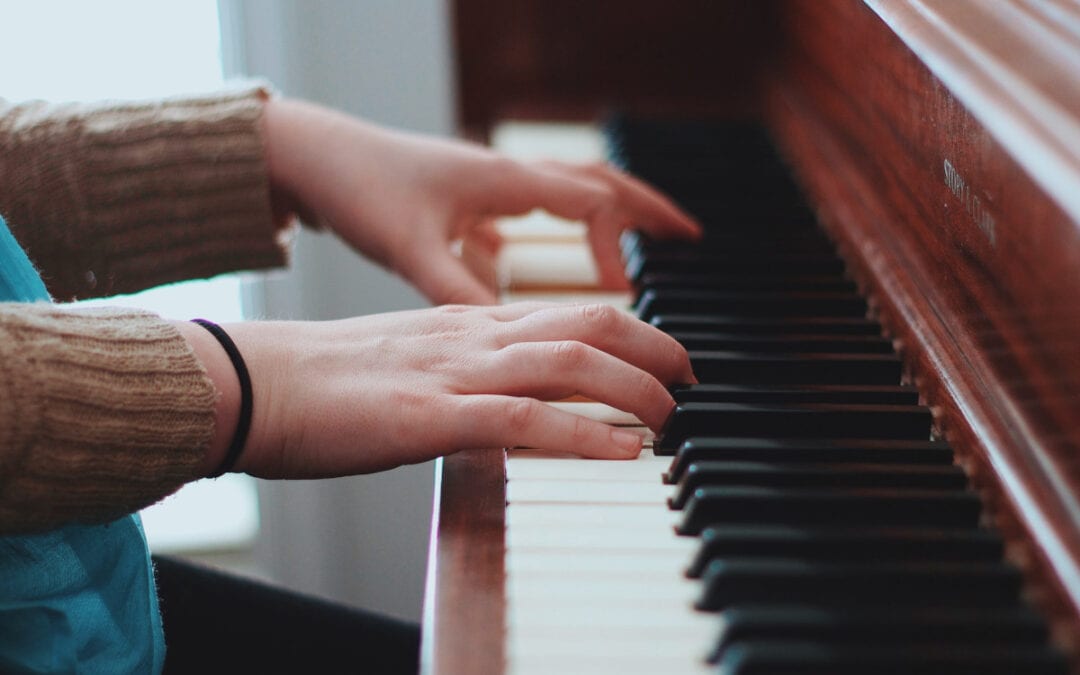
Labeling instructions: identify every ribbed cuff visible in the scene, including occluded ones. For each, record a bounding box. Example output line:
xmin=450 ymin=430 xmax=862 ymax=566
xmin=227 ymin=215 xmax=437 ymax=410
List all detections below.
xmin=0 ymin=82 xmax=292 ymax=301
xmin=0 ymin=303 xmax=217 ymax=534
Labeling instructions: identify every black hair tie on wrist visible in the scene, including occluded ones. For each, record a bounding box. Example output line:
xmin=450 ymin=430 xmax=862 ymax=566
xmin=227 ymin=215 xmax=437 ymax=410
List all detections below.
xmin=191 ymin=318 xmax=252 ymax=477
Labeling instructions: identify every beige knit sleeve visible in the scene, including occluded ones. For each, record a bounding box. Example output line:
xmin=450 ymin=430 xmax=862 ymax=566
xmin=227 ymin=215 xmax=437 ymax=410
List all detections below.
xmin=0 ymin=303 xmax=216 ymax=534
xmin=0 ymin=83 xmax=294 ymax=301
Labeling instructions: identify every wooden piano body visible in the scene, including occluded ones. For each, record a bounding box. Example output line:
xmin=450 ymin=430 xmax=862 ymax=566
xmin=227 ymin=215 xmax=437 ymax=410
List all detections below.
xmin=422 ymin=1 xmax=1080 ymax=672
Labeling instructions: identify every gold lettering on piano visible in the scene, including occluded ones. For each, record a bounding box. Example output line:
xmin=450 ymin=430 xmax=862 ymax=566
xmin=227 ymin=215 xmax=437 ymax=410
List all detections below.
xmin=943 ymin=158 xmax=997 ymax=246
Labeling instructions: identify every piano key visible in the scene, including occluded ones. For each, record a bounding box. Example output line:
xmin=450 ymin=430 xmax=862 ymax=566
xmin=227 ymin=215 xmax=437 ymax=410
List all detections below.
xmin=623 ymin=229 xmax=835 ymax=259
xmin=709 ymin=605 xmax=1050 ymax=663
xmin=626 ymin=250 xmax=843 ymax=280
xmin=635 ymin=272 xmax=856 ymax=295
xmin=507 ymin=479 xmax=672 ymax=505
xmin=668 ymin=332 xmax=893 ymax=353
xmin=697 ymin=559 xmax=1022 ymax=611
xmin=635 ymin=289 xmax=866 ymax=322
xmin=655 ymin=403 xmax=931 ymax=455
xmin=507 ymin=515 xmax=690 ymax=553
xmin=677 ymin=487 xmax=982 ymax=535
xmin=625 ymin=251 xmax=843 ymax=285
xmin=671 ymin=384 xmax=919 ymax=405
xmin=650 ymin=314 xmax=883 ymax=336
xmin=715 ymin=640 xmax=1067 ymax=675
xmin=669 ymin=461 xmax=967 ymax=509
xmin=665 ymin=438 xmax=955 ymax=484
xmin=685 ymin=526 xmax=1004 ymax=577
xmin=687 ymin=351 xmax=903 ymax=386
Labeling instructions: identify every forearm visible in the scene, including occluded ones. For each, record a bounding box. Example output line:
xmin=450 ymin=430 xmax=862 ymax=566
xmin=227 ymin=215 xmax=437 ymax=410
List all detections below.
xmin=0 ymin=84 xmax=292 ymax=301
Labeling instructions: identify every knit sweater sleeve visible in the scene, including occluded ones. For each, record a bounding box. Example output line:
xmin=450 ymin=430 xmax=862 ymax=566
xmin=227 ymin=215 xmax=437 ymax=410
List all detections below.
xmin=0 ymin=303 xmax=217 ymax=534
xmin=0 ymin=83 xmax=294 ymax=301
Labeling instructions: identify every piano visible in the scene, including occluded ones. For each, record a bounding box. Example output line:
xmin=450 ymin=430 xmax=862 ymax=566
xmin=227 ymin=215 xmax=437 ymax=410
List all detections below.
xmin=422 ymin=1 xmax=1080 ymax=673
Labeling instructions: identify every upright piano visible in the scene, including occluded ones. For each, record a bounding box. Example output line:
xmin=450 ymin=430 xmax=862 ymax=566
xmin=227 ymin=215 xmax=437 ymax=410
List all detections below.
xmin=422 ymin=1 xmax=1080 ymax=672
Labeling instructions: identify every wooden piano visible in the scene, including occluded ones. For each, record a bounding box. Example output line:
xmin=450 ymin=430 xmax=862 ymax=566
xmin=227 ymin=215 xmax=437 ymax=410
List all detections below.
xmin=422 ymin=1 xmax=1080 ymax=672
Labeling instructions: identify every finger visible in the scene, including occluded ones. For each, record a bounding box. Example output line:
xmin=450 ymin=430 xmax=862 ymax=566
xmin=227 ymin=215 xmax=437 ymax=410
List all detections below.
xmin=575 ymin=161 xmax=703 ymax=239
xmin=482 ymin=340 xmax=677 ymax=431
xmin=449 ymin=395 xmax=645 ymax=459
xmin=583 ymin=211 xmax=634 ymax=289
xmin=491 ymin=160 xmax=616 ymax=224
xmin=494 ymin=303 xmax=695 ymax=385
xmin=520 ymin=160 xmax=699 ymax=288
xmin=400 ymin=248 xmax=499 ymax=305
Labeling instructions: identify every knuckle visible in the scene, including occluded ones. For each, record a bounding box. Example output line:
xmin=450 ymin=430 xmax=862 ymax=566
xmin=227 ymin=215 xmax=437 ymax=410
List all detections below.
xmin=437 ymin=303 xmax=472 ymax=316
xmin=578 ymin=303 xmax=620 ymax=333
xmin=570 ymin=415 xmax=594 ymax=447
xmin=635 ymin=369 xmax=663 ymax=399
xmin=550 ymin=340 xmax=588 ymax=370
xmin=505 ymin=397 xmax=539 ymax=434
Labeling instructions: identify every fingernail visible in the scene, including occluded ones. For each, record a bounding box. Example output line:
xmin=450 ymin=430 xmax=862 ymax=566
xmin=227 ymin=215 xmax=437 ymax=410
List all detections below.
xmin=610 ymin=428 xmax=643 ymax=457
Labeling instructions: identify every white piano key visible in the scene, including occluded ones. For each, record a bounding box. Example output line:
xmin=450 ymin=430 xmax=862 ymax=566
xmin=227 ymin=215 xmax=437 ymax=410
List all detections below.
xmin=506 ymin=458 xmax=667 ymax=482
xmin=502 ymin=289 xmax=634 ymax=307
xmin=499 ymin=241 xmax=599 ymax=288
xmin=505 ymin=415 xmax=710 ymax=675
xmin=509 ymin=634 xmax=713 ymax=662
xmin=507 ymin=601 xmax=709 ymax=630
xmin=508 ymin=654 xmax=713 ymax=675
xmin=506 ymin=502 xmax=680 ymax=529
xmin=508 ymin=580 xmax=696 ymax=605
xmin=507 ymin=548 xmax=694 ymax=576
xmin=507 ymin=479 xmax=673 ymax=504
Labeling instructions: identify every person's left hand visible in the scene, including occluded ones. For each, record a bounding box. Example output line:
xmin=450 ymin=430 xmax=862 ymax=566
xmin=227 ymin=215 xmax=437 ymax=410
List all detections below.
xmin=262 ymin=98 xmax=702 ymax=304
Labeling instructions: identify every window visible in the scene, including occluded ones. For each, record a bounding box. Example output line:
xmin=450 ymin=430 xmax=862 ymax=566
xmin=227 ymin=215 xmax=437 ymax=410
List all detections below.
xmin=1 ymin=0 xmax=259 ymax=554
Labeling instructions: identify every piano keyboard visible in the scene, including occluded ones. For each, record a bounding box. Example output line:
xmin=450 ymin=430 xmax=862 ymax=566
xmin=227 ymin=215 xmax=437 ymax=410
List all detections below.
xmin=501 ymin=119 xmax=1067 ymax=674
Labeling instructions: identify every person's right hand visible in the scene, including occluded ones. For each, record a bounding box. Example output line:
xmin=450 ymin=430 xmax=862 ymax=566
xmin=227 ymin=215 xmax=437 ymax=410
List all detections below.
xmin=177 ymin=301 xmax=695 ymax=478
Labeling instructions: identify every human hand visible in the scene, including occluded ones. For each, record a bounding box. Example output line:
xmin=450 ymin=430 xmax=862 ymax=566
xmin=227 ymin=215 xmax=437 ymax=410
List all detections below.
xmin=178 ymin=303 xmax=695 ymax=478
xmin=262 ymin=98 xmax=701 ymax=305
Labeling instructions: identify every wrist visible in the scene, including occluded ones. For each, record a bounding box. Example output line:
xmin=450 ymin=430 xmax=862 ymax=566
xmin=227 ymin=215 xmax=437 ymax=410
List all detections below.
xmin=173 ymin=320 xmax=240 ymax=476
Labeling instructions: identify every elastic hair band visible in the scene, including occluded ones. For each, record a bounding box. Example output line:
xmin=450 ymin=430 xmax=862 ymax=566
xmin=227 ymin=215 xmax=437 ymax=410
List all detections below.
xmin=191 ymin=318 xmax=252 ymax=477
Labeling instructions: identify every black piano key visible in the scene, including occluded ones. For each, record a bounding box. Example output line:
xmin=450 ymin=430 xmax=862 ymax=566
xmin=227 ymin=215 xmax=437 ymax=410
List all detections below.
xmin=625 ymin=224 xmax=832 ymax=249
xmin=627 ymin=253 xmax=844 ymax=287
xmin=669 ymin=332 xmax=893 ymax=353
xmin=686 ymin=526 xmax=1004 ymax=578
xmin=651 ymin=315 xmax=883 ymax=336
xmin=671 ymin=384 xmax=919 ymax=405
xmin=677 ymin=487 xmax=981 ymax=535
xmin=655 ymin=403 xmax=930 ymax=455
xmin=670 ymin=461 xmax=967 ymax=509
xmin=624 ymin=235 xmax=837 ymax=264
xmin=709 ymin=606 xmax=1051 ymax=664
xmin=665 ymin=438 xmax=955 ymax=484
xmin=716 ymin=640 xmax=1067 ymax=675
xmin=697 ymin=559 xmax=1021 ymax=611
xmin=688 ymin=352 xmax=902 ymax=386
xmin=635 ymin=289 xmax=866 ymax=322
xmin=634 ymin=272 xmax=856 ymax=295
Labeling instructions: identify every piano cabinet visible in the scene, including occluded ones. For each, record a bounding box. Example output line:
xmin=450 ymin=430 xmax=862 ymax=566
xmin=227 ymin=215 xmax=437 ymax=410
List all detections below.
xmin=423 ymin=1 xmax=1080 ymax=672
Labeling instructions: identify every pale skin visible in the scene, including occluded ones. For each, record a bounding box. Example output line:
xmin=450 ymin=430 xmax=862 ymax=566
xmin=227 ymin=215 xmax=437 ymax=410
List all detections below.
xmin=175 ymin=97 xmax=702 ymax=479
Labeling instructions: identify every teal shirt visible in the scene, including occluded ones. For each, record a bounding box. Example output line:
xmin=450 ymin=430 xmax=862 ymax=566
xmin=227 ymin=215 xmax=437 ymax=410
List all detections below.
xmin=0 ymin=216 xmax=165 ymax=674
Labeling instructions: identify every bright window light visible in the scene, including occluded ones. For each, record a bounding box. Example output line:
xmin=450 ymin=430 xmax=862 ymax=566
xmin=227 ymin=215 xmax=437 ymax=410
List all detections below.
xmin=0 ymin=0 xmax=259 ymax=553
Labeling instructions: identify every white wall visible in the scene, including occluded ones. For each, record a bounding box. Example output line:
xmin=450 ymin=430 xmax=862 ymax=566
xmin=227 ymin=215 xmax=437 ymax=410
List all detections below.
xmin=217 ymin=0 xmax=457 ymax=622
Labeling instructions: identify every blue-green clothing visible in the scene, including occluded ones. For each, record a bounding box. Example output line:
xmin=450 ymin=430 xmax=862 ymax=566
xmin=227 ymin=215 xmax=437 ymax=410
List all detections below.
xmin=0 ymin=216 xmax=165 ymax=674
